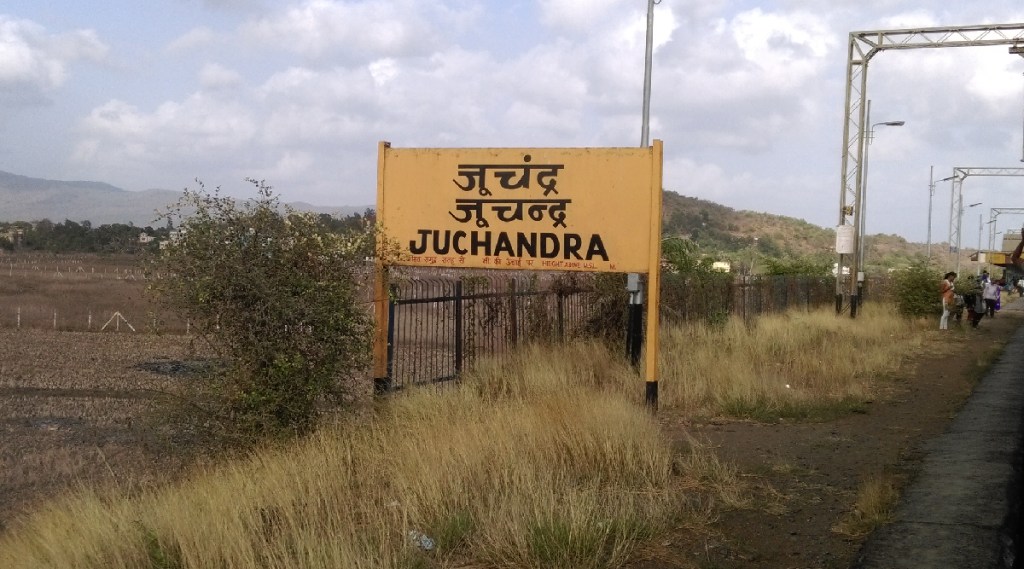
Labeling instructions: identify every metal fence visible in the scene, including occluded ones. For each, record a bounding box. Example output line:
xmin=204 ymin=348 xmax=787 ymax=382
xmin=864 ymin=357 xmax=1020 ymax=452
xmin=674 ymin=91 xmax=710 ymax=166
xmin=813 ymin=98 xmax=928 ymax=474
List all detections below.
xmin=382 ymin=271 xmax=838 ymax=388
xmin=732 ymin=275 xmax=837 ymax=321
xmin=382 ymin=275 xmax=596 ymax=390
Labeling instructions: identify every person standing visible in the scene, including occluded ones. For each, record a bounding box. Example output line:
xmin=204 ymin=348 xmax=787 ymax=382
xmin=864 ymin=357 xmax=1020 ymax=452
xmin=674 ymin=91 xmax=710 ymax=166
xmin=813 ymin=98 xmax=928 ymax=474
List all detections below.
xmin=940 ymin=271 xmax=956 ymax=330
xmin=983 ymin=278 xmax=1002 ymax=318
xmin=961 ymin=276 xmax=984 ymax=328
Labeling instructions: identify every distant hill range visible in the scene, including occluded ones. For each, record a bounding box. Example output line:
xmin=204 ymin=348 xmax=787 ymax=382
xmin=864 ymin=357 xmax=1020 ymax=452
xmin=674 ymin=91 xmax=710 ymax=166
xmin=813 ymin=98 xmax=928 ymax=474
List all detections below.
xmin=0 ymin=169 xmax=942 ymax=268
xmin=0 ymin=170 xmax=367 ymax=227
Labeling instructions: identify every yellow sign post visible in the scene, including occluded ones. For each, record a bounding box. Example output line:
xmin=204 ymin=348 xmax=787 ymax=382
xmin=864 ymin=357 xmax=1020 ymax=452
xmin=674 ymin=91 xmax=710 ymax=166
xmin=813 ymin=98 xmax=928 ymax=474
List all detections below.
xmin=374 ymin=141 xmax=663 ymax=405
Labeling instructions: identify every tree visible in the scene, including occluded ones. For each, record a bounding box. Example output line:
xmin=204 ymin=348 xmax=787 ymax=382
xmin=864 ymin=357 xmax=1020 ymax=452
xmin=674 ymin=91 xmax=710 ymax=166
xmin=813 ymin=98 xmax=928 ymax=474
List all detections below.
xmin=148 ymin=179 xmax=376 ymax=438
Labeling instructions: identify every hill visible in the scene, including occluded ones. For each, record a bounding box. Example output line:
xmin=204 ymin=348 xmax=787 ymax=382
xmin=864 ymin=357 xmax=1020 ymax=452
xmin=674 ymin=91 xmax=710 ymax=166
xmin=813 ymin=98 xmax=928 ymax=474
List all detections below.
xmin=0 ymin=170 xmax=941 ymax=270
xmin=660 ymin=190 xmax=937 ymax=271
xmin=0 ymin=171 xmax=366 ymax=227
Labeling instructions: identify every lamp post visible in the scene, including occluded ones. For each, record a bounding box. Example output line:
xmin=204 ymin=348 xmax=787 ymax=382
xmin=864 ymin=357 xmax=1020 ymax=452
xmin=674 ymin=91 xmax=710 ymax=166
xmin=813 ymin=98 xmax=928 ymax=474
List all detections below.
xmin=977 ymin=211 xmax=984 ymax=275
xmin=987 ymin=216 xmax=995 ymax=252
xmin=958 ymin=201 xmax=982 ymax=274
xmin=854 ymin=99 xmax=904 ymax=313
xmin=928 ymin=168 xmax=957 ymax=258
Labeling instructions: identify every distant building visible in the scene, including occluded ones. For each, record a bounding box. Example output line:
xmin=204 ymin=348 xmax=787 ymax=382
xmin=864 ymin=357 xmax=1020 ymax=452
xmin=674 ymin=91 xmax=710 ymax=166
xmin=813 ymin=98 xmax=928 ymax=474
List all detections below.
xmin=1 ymin=229 xmax=23 ymax=247
xmin=832 ymin=263 xmax=851 ymax=276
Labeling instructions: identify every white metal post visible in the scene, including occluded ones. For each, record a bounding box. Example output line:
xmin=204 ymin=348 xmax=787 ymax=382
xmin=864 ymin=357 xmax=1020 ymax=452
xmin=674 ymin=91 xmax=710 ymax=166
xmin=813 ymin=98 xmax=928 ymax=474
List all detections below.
xmin=927 ymin=166 xmax=934 ymax=258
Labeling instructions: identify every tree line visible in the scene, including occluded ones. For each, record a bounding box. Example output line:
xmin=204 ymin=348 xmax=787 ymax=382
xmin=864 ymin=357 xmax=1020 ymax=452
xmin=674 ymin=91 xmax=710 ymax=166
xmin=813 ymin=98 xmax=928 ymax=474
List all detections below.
xmin=0 ymin=210 xmax=375 ymax=254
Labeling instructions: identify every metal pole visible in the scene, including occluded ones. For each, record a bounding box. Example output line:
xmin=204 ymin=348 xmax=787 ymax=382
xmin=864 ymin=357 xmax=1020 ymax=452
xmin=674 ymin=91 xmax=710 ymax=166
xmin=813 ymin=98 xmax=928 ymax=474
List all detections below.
xmin=989 ymin=215 xmax=997 ymax=252
xmin=858 ymin=101 xmax=872 ymax=277
xmin=956 ymin=194 xmax=965 ymax=274
xmin=630 ymin=0 xmax=656 ymax=372
xmin=853 ymin=101 xmax=873 ymax=316
xmin=927 ymin=166 xmax=934 ymax=258
xmin=640 ymin=0 xmax=655 ymax=148
xmin=977 ymin=212 xmax=983 ymax=275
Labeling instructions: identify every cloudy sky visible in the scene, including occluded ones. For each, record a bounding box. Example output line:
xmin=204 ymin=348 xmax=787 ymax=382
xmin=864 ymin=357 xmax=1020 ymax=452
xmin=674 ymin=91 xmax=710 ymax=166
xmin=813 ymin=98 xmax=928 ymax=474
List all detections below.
xmin=2 ymin=1 xmax=1024 ymax=243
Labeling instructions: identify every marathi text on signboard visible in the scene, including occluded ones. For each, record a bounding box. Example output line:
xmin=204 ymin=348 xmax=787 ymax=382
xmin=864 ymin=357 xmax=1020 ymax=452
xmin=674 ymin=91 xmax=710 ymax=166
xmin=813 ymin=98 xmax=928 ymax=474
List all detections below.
xmin=377 ymin=145 xmax=660 ymax=273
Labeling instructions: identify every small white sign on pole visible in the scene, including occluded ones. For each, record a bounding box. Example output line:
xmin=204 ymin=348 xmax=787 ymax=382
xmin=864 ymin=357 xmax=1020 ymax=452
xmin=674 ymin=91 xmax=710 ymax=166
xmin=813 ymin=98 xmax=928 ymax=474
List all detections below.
xmin=835 ymin=225 xmax=856 ymax=255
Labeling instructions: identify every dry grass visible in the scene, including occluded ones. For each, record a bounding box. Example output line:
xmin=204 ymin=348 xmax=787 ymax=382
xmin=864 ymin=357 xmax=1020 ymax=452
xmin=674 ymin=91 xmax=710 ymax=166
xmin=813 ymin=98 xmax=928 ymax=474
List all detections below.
xmin=832 ymin=474 xmax=901 ymax=538
xmin=0 ymin=339 xmax=739 ymax=569
xmin=0 ymin=301 xmax=933 ymax=568
xmin=657 ymin=302 xmax=923 ymax=421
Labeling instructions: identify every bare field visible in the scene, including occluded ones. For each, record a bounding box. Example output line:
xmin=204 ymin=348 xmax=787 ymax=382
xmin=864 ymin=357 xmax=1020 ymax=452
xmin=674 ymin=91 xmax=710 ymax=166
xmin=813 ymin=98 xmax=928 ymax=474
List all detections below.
xmin=0 ymin=252 xmax=185 ymax=333
xmin=0 ymin=329 xmax=204 ymax=530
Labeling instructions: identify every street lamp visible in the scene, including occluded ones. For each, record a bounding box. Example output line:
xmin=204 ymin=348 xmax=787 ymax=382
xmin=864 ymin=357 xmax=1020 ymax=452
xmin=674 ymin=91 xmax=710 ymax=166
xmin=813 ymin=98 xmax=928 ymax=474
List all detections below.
xmin=959 ymin=201 xmax=982 ymax=274
xmin=860 ymin=119 xmax=906 ymax=267
xmin=855 ymin=99 xmax=904 ymax=312
xmin=977 ymin=210 xmax=984 ymax=275
xmin=928 ymin=168 xmax=957 ymax=258
xmin=987 ymin=218 xmax=997 ymax=253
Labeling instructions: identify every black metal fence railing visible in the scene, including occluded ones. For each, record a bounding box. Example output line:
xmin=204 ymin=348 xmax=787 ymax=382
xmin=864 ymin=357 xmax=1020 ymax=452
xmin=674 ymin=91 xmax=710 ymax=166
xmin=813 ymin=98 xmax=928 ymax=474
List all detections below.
xmin=383 ymin=271 xmax=840 ymax=389
xmin=732 ymin=275 xmax=836 ymax=322
xmin=384 ymin=275 xmax=596 ymax=390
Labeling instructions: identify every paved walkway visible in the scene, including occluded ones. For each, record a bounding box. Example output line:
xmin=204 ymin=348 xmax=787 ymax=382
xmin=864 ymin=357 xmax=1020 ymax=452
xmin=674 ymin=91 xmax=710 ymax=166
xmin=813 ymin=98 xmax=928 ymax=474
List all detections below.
xmin=854 ymin=299 xmax=1024 ymax=568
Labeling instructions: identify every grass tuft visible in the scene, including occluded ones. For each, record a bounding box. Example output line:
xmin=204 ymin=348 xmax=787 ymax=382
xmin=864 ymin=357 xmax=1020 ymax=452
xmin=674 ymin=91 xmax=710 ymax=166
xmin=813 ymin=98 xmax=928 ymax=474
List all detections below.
xmin=833 ymin=474 xmax=901 ymax=538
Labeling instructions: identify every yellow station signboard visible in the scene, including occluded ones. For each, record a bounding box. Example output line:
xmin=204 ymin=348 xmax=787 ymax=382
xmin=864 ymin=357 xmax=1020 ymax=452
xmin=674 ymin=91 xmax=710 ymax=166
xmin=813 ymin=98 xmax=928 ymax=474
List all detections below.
xmin=377 ymin=142 xmax=663 ymax=273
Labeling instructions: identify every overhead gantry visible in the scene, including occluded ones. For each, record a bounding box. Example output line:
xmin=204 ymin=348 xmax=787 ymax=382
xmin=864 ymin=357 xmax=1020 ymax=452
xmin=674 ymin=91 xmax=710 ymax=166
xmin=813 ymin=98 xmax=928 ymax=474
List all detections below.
xmin=836 ymin=24 xmax=1024 ymax=316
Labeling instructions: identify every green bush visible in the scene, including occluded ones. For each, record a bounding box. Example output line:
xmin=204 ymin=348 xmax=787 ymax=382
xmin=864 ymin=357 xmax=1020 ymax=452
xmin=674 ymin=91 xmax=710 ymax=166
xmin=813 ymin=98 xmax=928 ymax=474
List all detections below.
xmin=660 ymin=237 xmax=733 ymax=326
xmin=891 ymin=260 xmax=942 ymax=318
xmin=762 ymin=255 xmax=831 ymax=276
xmin=148 ymin=179 xmax=375 ymax=438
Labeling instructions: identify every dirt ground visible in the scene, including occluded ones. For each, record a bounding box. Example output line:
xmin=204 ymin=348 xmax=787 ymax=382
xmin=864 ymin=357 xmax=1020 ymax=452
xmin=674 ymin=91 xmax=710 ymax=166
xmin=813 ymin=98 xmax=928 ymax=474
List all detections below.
xmin=0 ymin=330 xmax=204 ymax=532
xmin=632 ymin=304 xmax=1024 ymax=569
xmin=1 ymin=304 xmax=1020 ymax=568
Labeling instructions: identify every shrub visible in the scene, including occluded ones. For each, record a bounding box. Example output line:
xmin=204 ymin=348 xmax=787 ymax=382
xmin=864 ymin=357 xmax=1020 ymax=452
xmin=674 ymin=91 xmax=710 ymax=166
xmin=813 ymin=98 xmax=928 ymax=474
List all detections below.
xmin=148 ymin=179 xmax=375 ymax=438
xmin=891 ymin=260 xmax=941 ymax=318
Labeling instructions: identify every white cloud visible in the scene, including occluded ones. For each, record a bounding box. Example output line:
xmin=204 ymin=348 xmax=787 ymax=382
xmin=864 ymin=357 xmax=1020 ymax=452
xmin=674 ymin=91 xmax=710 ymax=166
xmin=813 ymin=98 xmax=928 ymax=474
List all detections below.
xmin=537 ymin=0 xmax=627 ymax=34
xmin=166 ymin=26 xmax=219 ymax=53
xmin=74 ymin=94 xmax=258 ymax=166
xmin=368 ymin=58 xmax=398 ymax=86
xmin=240 ymin=0 xmax=443 ymax=61
xmin=199 ymin=62 xmax=243 ymax=89
xmin=8 ymin=1 xmax=1024 ymax=239
xmin=0 ymin=15 xmax=107 ymax=104
xmin=730 ymin=9 xmax=835 ymax=89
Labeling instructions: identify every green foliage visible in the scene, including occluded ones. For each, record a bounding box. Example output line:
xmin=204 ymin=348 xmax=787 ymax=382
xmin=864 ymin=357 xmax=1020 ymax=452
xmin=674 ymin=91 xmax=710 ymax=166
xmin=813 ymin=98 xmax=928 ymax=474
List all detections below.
xmin=953 ymin=274 xmax=981 ymax=296
xmin=660 ymin=237 xmax=733 ymax=326
xmin=0 ymin=218 xmax=164 ymax=253
xmin=583 ymin=237 xmax=735 ymax=342
xmin=661 ymin=236 xmax=715 ymax=274
xmin=148 ymin=179 xmax=375 ymax=438
xmin=432 ymin=510 xmax=476 ymax=550
xmin=138 ymin=523 xmax=183 ymax=569
xmin=891 ymin=260 xmax=942 ymax=318
xmin=762 ymin=255 xmax=831 ymax=276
